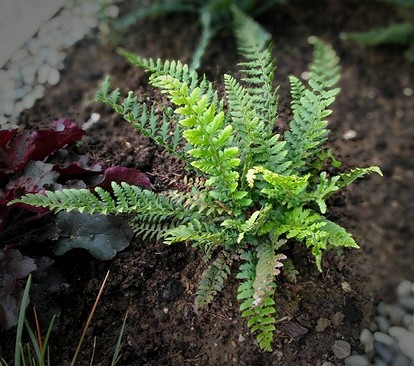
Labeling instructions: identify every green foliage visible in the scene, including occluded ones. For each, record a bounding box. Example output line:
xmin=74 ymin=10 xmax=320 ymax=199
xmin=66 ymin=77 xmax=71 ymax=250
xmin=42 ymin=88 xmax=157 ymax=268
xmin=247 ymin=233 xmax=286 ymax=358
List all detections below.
xmin=345 ymin=0 xmax=414 ymax=62
xmin=10 ymin=10 xmax=382 ymax=352
xmin=195 ymin=256 xmax=231 ymax=308
xmin=110 ymin=0 xmax=286 ymax=70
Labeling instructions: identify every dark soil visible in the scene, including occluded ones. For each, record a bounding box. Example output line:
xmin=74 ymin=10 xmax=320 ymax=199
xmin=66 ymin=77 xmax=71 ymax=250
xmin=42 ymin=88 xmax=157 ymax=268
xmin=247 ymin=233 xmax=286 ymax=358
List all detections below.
xmin=1 ymin=0 xmax=414 ymax=365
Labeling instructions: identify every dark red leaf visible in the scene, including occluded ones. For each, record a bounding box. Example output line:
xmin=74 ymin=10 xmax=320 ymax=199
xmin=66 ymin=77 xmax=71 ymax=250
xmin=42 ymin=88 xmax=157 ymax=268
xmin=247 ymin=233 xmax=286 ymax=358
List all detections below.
xmin=0 ymin=248 xmax=36 ymax=329
xmin=0 ymin=129 xmax=17 ymax=148
xmin=95 ymin=166 xmax=152 ymax=190
xmin=7 ymin=119 xmax=85 ymax=173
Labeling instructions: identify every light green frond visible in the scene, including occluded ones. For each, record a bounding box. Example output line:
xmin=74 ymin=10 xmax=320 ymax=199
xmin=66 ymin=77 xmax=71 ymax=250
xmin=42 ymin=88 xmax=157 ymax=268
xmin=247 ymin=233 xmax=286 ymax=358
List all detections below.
xmin=151 ymin=74 xmax=249 ymax=205
xmin=273 ymin=207 xmax=329 ymax=271
xmin=319 ymin=219 xmax=359 ymax=250
xmin=337 ymin=166 xmax=383 ymax=188
xmin=247 ymin=166 xmax=310 ymax=208
xmin=305 ymin=172 xmax=341 ymax=213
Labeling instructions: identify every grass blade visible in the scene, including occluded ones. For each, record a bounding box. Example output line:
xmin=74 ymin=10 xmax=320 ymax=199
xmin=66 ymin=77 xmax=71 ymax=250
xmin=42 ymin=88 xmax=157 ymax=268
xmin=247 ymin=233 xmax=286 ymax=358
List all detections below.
xmin=111 ymin=311 xmax=128 ymax=366
xmin=14 ymin=274 xmax=32 ymax=366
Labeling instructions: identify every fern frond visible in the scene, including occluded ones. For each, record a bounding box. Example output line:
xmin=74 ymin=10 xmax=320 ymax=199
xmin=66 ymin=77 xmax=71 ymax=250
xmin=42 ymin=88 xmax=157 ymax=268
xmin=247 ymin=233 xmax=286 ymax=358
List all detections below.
xmin=221 ymin=204 xmax=273 ymax=244
xmin=272 ymin=207 xmax=328 ymax=271
xmin=151 ymin=74 xmax=250 ymax=206
xmin=236 ymin=248 xmax=279 ymax=352
xmin=232 ymin=6 xmax=278 ymax=131
xmin=305 ymin=172 xmax=340 ymax=213
xmin=224 ymin=74 xmax=260 ymax=169
xmin=11 ymin=181 xmax=187 ymax=220
xmin=118 ymin=49 xmax=223 ymax=111
xmin=117 ymin=49 xmax=198 ymax=89
xmin=282 ymin=258 xmax=299 ymax=283
xmin=195 ymin=256 xmax=231 ymax=309
xmin=247 ymin=166 xmax=310 ymax=208
xmin=284 ymin=38 xmax=341 ymax=174
xmin=168 ymin=188 xmax=233 ymax=216
xmin=346 ymin=23 xmax=414 ymax=46
xmin=130 ymin=220 xmax=175 ymax=241
xmin=319 ymin=219 xmax=359 ymax=250
xmin=164 ymin=219 xmax=230 ymax=256
xmin=95 ymin=77 xmax=186 ymax=158
xmin=337 ymin=166 xmax=383 ymax=188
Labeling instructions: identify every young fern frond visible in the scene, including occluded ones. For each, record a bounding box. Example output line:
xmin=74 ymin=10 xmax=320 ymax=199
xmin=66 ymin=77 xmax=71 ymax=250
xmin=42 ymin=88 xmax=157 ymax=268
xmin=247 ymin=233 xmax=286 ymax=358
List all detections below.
xmin=284 ymin=37 xmax=341 ymax=174
xmin=150 ymin=74 xmax=250 ymax=206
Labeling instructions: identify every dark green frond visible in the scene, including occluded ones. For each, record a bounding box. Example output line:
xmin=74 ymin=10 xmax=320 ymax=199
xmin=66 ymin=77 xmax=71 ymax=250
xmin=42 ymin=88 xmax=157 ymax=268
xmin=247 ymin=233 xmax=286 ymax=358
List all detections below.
xmin=164 ymin=219 xmax=230 ymax=255
xmin=346 ymin=23 xmax=414 ymax=46
xmin=195 ymin=256 xmax=231 ymax=309
xmin=232 ymin=6 xmax=278 ymax=130
xmin=95 ymin=77 xmax=186 ymax=158
xmin=117 ymin=49 xmax=199 ymax=89
xmin=236 ymin=249 xmax=278 ymax=351
xmin=284 ymin=38 xmax=341 ymax=174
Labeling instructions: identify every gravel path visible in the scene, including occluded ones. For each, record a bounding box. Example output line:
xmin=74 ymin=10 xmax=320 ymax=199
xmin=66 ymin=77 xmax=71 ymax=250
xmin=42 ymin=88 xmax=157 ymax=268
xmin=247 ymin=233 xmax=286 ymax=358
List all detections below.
xmin=0 ymin=0 xmax=118 ymax=128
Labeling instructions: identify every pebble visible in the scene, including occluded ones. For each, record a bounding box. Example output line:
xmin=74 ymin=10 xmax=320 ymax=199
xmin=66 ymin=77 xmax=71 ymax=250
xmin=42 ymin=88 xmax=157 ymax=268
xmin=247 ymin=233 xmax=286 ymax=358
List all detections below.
xmin=396 ymin=280 xmax=413 ymax=298
xmin=321 ymin=363 xmax=335 ymax=366
xmin=344 ymin=354 xmax=369 ymax=366
xmin=388 ymin=327 xmax=414 ymax=361
xmin=398 ymin=296 xmax=414 ymax=312
xmin=392 ymin=353 xmax=412 ymax=366
xmin=374 ymin=341 xmax=397 ymax=364
xmin=374 ymin=332 xmax=397 ymax=347
xmin=332 ymin=340 xmax=351 ymax=359
xmin=360 ymin=328 xmax=374 ymax=346
xmin=377 ymin=315 xmax=391 ymax=333
xmin=47 ymin=68 xmax=60 ymax=86
xmin=388 ymin=305 xmax=407 ymax=325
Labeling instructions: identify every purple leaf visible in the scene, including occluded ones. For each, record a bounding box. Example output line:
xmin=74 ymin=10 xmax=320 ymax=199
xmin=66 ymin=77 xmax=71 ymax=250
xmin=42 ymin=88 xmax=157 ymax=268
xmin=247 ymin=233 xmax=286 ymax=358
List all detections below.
xmin=0 ymin=248 xmax=36 ymax=329
xmin=95 ymin=166 xmax=152 ymax=190
xmin=6 ymin=119 xmax=85 ymax=173
xmin=0 ymin=129 xmax=17 ymax=148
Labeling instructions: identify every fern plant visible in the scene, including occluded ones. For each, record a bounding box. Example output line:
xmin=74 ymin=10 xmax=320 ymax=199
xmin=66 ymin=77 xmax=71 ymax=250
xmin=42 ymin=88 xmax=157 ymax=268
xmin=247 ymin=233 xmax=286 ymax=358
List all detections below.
xmin=108 ymin=0 xmax=286 ymax=70
xmin=10 ymin=7 xmax=382 ymax=351
xmin=344 ymin=0 xmax=414 ymax=62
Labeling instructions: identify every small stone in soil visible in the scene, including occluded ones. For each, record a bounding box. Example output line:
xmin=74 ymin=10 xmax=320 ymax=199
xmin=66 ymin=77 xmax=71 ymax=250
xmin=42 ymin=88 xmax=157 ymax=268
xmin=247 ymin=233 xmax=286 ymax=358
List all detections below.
xmin=332 ymin=340 xmax=351 ymax=359
xmin=344 ymin=354 xmax=369 ymax=366
xmin=396 ymin=280 xmax=413 ymax=297
xmin=398 ymin=296 xmax=414 ymax=312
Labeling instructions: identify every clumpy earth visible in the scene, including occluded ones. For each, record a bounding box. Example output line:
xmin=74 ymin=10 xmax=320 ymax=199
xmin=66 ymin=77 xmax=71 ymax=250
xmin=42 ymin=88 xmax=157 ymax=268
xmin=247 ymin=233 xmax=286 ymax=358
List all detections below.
xmin=1 ymin=0 xmax=414 ymax=365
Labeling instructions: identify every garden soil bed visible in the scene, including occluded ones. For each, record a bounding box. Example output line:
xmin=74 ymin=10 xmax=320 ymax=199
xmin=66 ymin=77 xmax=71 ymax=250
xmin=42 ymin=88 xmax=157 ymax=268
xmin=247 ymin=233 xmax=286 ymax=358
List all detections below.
xmin=1 ymin=0 xmax=414 ymax=365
